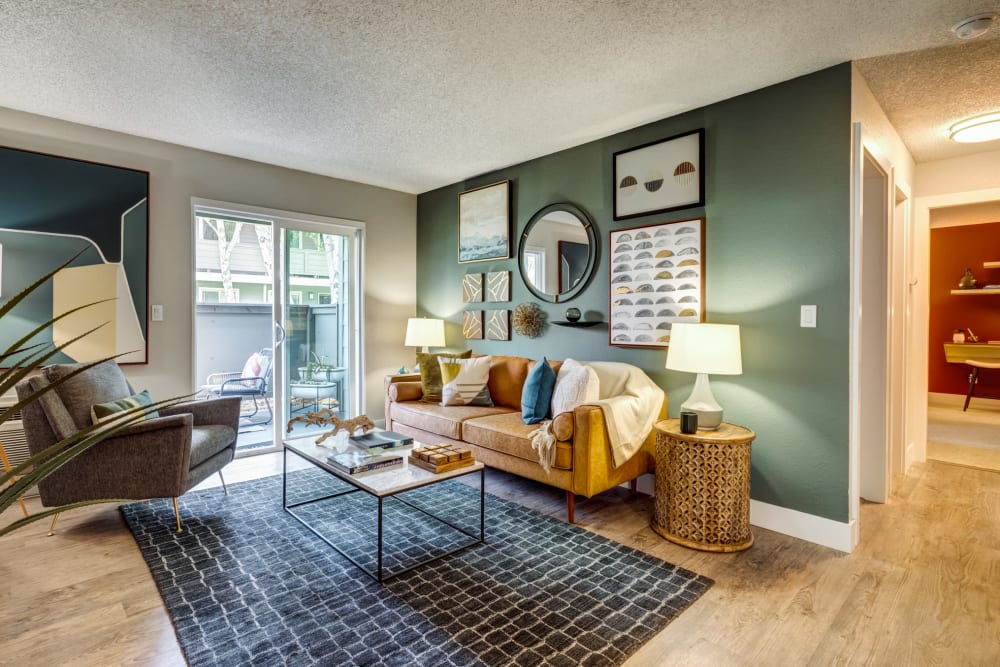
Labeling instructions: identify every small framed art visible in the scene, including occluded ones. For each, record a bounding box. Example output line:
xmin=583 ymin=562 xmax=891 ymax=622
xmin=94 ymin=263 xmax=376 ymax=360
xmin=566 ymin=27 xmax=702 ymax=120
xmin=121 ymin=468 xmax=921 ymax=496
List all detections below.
xmin=458 ymin=180 xmax=511 ymax=263
xmin=608 ymin=217 xmax=705 ymax=348
xmin=613 ymin=129 xmax=704 ymax=221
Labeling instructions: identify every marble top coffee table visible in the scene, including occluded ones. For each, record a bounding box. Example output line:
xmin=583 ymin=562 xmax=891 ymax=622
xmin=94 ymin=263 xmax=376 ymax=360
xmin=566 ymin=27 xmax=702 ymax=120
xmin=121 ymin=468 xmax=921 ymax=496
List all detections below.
xmin=282 ymin=433 xmax=485 ymax=582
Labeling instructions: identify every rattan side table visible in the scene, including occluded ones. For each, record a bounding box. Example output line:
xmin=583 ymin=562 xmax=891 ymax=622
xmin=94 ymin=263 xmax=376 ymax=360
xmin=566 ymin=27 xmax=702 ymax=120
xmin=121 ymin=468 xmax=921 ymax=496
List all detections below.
xmin=651 ymin=419 xmax=755 ymax=552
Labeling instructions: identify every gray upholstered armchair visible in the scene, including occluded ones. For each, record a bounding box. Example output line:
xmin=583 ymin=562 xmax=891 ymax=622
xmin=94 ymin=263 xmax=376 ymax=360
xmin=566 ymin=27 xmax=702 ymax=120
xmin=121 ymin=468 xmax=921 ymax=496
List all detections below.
xmin=15 ymin=360 xmax=241 ymax=534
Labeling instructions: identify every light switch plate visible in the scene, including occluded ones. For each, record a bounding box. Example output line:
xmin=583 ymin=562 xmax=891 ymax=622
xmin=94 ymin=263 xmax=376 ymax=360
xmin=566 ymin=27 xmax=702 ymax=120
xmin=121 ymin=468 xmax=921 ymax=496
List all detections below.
xmin=800 ymin=305 xmax=816 ymax=328
xmin=151 ymin=304 xmax=164 ymax=322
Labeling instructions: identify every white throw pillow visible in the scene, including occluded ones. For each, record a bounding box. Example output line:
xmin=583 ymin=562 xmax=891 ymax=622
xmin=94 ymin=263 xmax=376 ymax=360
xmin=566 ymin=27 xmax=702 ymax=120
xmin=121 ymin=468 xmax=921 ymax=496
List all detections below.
xmin=550 ymin=359 xmax=600 ymax=416
xmin=439 ymin=355 xmax=493 ymax=406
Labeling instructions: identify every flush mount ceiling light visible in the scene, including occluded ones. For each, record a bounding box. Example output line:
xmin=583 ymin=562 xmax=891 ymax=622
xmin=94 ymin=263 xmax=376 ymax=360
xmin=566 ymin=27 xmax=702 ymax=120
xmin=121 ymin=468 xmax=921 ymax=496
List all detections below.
xmin=950 ymin=112 xmax=1000 ymax=143
xmin=951 ymin=12 xmax=997 ymax=39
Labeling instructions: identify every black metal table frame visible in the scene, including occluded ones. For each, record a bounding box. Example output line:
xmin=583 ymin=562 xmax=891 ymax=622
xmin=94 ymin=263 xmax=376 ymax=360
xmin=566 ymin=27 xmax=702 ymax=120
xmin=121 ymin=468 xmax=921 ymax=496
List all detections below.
xmin=282 ymin=447 xmax=485 ymax=582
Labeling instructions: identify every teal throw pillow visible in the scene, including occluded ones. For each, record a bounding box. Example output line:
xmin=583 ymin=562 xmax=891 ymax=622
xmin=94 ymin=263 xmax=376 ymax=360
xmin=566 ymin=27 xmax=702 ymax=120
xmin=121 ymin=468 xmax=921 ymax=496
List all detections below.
xmin=91 ymin=389 xmax=159 ymax=425
xmin=522 ymin=357 xmax=556 ymax=424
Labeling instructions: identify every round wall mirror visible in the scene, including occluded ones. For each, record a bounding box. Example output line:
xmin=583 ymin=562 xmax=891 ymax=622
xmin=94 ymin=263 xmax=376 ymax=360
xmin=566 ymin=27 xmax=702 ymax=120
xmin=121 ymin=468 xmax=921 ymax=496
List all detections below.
xmin=518 ymin=203 xmax=598 ymax=303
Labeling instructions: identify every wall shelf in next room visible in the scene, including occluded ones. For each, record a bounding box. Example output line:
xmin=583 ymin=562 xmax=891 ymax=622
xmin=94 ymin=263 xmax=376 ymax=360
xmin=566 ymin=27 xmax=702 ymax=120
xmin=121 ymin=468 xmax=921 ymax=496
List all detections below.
xmin=984 ymin=261 xmax=1000 ymax=269
xmin=951 ymin=289 xmax=1000 ymax=295
xmin=552 ymin=321 xmax=603 ymax=328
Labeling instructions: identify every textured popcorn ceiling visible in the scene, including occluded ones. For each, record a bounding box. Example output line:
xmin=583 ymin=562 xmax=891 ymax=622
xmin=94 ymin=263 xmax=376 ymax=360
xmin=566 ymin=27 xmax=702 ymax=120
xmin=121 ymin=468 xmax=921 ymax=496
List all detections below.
xmin=855 ymin=34 xmax=1000 ymax=163
xmin=0 ymin=1 xmax=993 ymax=193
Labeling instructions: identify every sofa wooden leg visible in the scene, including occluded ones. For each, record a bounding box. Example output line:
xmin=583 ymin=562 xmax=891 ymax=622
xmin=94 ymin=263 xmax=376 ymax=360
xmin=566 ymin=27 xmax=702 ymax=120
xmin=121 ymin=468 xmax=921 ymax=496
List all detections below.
xmin=566 ymin=491 xmax=575 ymax=524
xmin=629 ymin=478 xmax=638 ymax=495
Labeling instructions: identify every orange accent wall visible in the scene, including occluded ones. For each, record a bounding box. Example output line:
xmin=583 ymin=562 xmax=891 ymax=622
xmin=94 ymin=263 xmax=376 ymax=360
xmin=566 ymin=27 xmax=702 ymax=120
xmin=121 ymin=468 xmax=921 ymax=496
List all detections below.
xmin=928 ymin=221 xmax=1000 ymax=395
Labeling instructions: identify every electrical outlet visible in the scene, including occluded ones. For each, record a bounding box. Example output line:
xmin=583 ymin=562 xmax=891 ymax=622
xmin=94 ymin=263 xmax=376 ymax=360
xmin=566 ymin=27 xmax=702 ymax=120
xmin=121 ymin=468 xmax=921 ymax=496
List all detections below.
xmin=151 ymin=304 xmax=164 ymax=322
xmin=800 ymin=305 xmax=816 ymax=328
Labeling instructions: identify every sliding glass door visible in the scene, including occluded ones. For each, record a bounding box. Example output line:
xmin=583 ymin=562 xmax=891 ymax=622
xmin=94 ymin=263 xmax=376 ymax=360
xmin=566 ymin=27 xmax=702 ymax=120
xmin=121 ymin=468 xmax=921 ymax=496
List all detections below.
xmin=192 ymin=201 xmax=363 ymax=454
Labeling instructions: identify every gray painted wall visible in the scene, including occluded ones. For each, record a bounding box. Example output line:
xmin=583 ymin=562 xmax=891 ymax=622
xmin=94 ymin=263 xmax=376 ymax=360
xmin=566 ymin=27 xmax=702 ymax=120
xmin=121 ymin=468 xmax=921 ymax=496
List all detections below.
xmin=0 ymin=106 xmax=417 ymax=420
xmin=417 ymin=65 xmax=852 ymax=522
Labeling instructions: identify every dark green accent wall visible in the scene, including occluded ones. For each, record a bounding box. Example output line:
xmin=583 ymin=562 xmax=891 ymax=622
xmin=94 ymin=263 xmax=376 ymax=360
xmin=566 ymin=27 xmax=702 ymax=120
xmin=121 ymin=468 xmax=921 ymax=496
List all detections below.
xmin=417 ymin=64 xmax=852 ymax=522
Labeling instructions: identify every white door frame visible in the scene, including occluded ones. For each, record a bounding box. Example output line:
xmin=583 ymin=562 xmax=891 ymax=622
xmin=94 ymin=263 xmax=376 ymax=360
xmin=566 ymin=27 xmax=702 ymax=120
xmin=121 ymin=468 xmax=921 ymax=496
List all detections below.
xmin=849 ymin=123 xmax=897 ymax=546
xmin=909 ymin=185 xmax=1000 ymax=464
xmin=190 ymin=198 xmax=366 ymax=454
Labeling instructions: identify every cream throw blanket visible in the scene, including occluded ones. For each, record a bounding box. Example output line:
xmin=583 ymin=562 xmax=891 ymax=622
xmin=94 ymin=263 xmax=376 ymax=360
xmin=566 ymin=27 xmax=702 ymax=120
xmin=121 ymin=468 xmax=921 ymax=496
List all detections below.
xmin=586 ymin=362 xmax=664 ymax=468
xmin=530 ymin=362 xmax=663 ymax=472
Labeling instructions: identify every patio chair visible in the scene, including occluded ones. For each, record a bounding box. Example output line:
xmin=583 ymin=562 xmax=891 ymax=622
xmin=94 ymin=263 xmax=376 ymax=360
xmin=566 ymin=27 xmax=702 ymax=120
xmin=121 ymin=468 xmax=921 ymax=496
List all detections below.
xmin=201 ymin=348 xmax=273 ymax=425
xmin=16 ymin=359 xmax=241 ymax=534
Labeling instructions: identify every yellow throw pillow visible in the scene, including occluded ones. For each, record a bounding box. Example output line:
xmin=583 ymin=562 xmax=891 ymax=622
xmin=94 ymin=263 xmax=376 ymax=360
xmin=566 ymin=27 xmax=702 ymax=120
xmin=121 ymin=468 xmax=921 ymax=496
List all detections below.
xmin=417 ymin=350 xmax=472 ymax=403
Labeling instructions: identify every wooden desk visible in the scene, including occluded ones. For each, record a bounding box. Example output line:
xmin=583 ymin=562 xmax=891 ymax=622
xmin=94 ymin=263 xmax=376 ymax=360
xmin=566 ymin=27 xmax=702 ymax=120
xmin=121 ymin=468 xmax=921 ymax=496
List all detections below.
xmin=943 ymin=343 xmax=1000 ymax=364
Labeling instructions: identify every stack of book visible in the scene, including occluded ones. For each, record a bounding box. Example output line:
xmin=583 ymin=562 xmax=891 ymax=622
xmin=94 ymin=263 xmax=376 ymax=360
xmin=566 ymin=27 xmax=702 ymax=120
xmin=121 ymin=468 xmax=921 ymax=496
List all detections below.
xmin=348 ymin=430 xmax=414 ymax=451
xmin=326 ymin=449 xmax=403 ymax=475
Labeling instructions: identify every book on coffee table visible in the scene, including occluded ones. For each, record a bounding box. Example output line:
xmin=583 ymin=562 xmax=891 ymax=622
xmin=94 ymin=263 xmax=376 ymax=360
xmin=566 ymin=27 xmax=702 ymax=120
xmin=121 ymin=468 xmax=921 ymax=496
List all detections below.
xmin=349 ymin=430 xmax=414 ymax=450
xmin=327 ymin=449 xmax=404 ymax=475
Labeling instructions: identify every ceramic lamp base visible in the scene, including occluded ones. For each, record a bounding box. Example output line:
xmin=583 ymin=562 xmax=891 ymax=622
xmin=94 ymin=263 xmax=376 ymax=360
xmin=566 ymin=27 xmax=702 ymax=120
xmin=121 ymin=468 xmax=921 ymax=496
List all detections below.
xmin=680 ymin=373 xmax=724 ymax=430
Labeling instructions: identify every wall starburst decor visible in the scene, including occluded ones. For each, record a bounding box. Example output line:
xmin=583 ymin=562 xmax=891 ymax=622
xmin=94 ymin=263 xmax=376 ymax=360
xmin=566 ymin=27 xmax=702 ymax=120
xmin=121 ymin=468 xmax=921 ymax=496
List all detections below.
xmin=511 ymin=302 xmax=545 ymax=338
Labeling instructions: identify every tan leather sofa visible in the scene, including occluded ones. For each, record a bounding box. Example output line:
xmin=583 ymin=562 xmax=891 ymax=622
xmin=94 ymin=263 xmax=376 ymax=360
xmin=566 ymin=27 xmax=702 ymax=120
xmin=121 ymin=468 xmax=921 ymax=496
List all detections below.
xmin=384 ymin=355 xmax=665 ymax=522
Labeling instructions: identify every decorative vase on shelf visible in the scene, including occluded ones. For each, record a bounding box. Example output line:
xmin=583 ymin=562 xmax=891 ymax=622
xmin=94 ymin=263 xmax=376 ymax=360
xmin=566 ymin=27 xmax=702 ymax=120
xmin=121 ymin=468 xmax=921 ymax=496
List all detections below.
xmin=958 ymin=268 xmax=978 ymax=289
xmin=565 ymin=307 xmax=581 ymax=323
xmin=953 ymin=329 xmax=966 ymax=343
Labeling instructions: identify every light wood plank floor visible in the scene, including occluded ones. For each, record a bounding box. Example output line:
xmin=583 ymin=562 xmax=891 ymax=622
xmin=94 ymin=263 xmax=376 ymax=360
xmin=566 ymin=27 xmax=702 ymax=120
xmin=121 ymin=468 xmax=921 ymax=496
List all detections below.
xmin=1 ymin=454 xmax=998 ymax=666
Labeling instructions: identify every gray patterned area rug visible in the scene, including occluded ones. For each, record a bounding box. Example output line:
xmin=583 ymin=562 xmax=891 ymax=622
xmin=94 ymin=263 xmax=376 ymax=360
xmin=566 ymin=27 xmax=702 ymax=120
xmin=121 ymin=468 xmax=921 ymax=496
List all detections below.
xmin=122 ymin=471 xmax=712 ymax=666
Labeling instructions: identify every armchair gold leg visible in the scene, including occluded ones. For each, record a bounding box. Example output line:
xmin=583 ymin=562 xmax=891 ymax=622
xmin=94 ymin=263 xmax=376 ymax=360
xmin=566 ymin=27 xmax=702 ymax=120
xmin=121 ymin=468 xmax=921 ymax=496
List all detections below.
xmin=172 ymin=497 xmax=182 ymax=533
xmin=218 ymin=470 xmax=229 ymax=496
xmin=47 ymin=513 xmax=60 ymax=537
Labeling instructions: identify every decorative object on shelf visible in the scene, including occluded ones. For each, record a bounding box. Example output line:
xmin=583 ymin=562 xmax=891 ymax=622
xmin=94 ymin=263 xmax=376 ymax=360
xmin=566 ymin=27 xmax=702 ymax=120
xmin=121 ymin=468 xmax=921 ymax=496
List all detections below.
xmin=462 ymin=273 xmax=484 ymax=302
xmin=285 ymin=411 xmax=375 ymax=445
xmin=462 ymin=310 xmax=484 ymax=339
xmin=958 ymin=267 xmax=978 ymax=289
xmin=458 ymin=180 xmax=511 ymax=263
xmin=518 ymin=203 xmax=598 ymax=303
xmin=486 ymin=309 xmax=511 ymax=340
xmin=565 ymin=307 xmax=581 ymax=322
xmin=486 ymin=270 xmax=511 ymax=302
xmin=0 ymin=145 xmax=150 ymax=364
xmin=665 ymin=323 xmax=742 ymax=430
xmin=613 ymin=129 xmax=704 ymax=221
xmin=967 ymin=327 xmax=980 ymax=342
xmin=954 ymin=329 xmax=966 ymax=343
xmin=512 ymin=302 xmax=545 ymax=338
xmin=609 ymin=216 xmax=704 ymax=348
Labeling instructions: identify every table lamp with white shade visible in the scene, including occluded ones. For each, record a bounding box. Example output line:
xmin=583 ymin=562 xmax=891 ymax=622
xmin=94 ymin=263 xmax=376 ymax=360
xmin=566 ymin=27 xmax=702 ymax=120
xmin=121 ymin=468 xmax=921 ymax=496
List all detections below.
xmin=404 ymin=317 xmax=445 ymax=372
xmin=665 ymin=322 xmax=742 ymax=430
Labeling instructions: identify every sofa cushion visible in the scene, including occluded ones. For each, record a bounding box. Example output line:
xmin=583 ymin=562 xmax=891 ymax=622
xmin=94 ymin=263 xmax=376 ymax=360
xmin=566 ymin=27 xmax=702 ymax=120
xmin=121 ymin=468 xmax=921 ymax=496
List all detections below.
xmin=91 ymin=389 xmax=159 ymax=425
xmin=463 ymin=412 xmax=572 ymax=470
xmin=439 ymin=355 xmax=493 ymax=406
xmin=485 ymin=356 xmax=531 ymax=409
xmin=389 ymin=381 xmax=423 ymax=402
xmin=390 ymin=400 xmax=512 ymax=440
xmin=417 ymin=350 xmax=472 ymax=403
xmin=190 ymin=425 xmax=237 ymax=468
xmin=44 ymin=359 xmax=132 ymax=429
xmin=522 ymin=356 xmax=556 ymax=424
xmin=551 ymin=359 xmax=600 ymax=416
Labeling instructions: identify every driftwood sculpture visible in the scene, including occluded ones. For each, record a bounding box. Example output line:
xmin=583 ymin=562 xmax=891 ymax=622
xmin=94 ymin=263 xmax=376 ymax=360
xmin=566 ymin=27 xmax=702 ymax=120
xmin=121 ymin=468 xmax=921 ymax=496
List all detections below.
xmin=286 ymin=410 xmax=376 ymax=445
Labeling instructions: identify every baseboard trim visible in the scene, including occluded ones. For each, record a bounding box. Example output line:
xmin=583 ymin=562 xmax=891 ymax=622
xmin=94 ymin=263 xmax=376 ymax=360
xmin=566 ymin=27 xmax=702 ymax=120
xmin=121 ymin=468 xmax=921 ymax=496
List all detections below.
xmin=929 ymin=392 xmax=1000 ymax=408
xmin=749 ymin=500 xmax=854 ymax=553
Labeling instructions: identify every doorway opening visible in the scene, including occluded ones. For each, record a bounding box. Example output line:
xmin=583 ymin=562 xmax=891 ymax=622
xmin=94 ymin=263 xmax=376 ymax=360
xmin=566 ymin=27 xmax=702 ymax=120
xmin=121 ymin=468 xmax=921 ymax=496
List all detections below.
xmin=192 ymin=200 xmax=363 ymax=455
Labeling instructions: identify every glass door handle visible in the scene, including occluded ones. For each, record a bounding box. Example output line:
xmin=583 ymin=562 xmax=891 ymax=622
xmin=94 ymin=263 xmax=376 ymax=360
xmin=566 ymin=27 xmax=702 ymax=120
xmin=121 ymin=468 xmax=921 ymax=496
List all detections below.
xmin=274 ymin=321 xmax=286 ymax=347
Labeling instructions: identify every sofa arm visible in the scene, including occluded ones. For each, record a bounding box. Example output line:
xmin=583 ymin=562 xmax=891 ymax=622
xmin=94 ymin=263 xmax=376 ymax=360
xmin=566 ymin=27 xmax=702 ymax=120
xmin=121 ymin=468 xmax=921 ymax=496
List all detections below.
xmin=161 ymin=396 xmax=241 ymax=431
xmin=39 ymin=413 xmax=194 ymax=504
xmin=389 ymin=382 xmax=423 ymax=403
xmin=569 ymin=397 xmax=666 ymax=498
xmin=384 ymin=373 xmax=421 ymax=426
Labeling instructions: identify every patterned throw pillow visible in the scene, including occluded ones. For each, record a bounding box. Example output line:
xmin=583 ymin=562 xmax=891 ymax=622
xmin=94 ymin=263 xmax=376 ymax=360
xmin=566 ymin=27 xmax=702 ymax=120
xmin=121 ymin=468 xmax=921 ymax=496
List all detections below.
xmin=417 ymin=350 xmax=472 ymax=403
xmin=439 ymin=355 xmax=494 ymax=406
xmin=91 ymin=389 xmax=159 ymax=425
xmin=550 ymin=359 xmax=600 ymax=416
xmin=522 ymin=357 xmax=556 ymax=424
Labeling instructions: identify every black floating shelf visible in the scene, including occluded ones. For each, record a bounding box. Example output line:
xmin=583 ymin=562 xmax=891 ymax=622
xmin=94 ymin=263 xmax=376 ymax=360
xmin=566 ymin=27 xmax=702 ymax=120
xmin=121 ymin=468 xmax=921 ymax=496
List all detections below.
xmin=552 ymin=320 xmax=603 ymax=328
